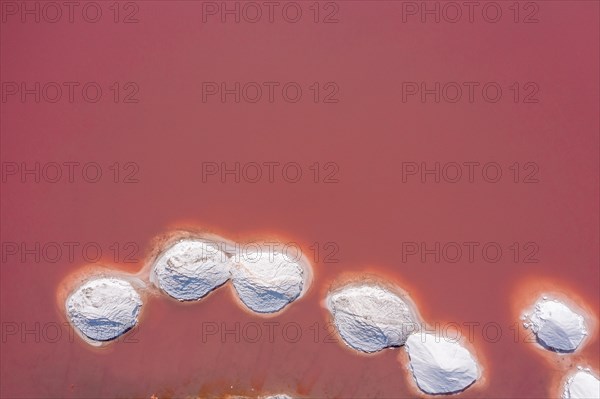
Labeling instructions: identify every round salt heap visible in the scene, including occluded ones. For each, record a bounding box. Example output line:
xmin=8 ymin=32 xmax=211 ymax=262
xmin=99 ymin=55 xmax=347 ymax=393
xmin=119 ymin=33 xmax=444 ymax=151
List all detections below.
xmin=405 ymin=333 xmax=479 ymax=395
xmin=230 ymin=250 xmax=308 ymax=313
xmin=66 ymin=277 xmax=142 ymax=342
xmin=151 ymin=239 xmax=231 ymax=301
xmin=326 ymin=283 xmax=419 ymax=353
xmin=524 ymin=297 xmax=588 ymax=352
xmin=562 ymin=369 xmax=600 ymax=399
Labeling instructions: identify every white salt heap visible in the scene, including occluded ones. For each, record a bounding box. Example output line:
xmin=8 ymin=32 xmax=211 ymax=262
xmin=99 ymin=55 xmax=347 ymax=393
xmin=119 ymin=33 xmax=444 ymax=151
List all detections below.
xmin=326 ymin=283 xmax=419 ymax=353
xmin=151 ymin=239 xmax=231 ymax=301
xmin=66 ymin=277 xmax=143 ymax=342
xmin=231 ymin=250 xmax=309 ymax=313
xmin=524 ymin=297 xmax=588 ymax=352
xmin=562 ymin=369 xmax=600 ymax=399
xmin=405 ymin=333 xmax=479 ymax=395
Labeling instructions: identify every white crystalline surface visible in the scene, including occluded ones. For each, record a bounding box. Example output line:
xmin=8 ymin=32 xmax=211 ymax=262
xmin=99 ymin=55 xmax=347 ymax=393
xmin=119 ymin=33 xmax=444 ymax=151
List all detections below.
xmin=231 ymin=251 xmax=307 ymax=313
xmin=152 ymin=239 xmax=231 ymax=301
xmin=563 ymin=370 xmax=600 ymax=399
xmin=405 ymin=333 xmax=479 ymax=395
xmin=525 ymin=298 xmax=587 ymax=352
xmin=66 ymin=277 xmax=142 ymax=342
xmin=326 ymin=283 xmax=419 ymax=353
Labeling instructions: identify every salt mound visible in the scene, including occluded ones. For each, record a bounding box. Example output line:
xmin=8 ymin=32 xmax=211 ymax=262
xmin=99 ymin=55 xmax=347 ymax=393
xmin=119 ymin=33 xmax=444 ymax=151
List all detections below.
xmin=562 ymin=369 xmax=600 ymax=399
xmin=326 ymin=283 xmax=419 ymax=353
xmin=405 ymin=333 xmax=479 ymax=395
xmin=230 ymin=250 xmax=309 ymax=313
xmin=151 ymin=239 xmax=231 ymax=301
xmin=66 ymin=277 xmax=143 ymax=342
xmin=524 ymin=297 xmax=588 ymax=352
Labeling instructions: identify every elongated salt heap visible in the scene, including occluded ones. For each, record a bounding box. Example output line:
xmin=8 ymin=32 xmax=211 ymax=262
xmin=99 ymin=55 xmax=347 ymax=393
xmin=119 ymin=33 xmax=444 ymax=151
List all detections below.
xmin=326 ymin=282 xmax=419 ymax=353
xmin=562 ymin=369 xmax=600 ymax=399
xmin=151 ymin=239 xmax=231 ymax=301
xmin=405 ymin=333 xmax=480 ymax=395
xmin=524 ymin=297 xmax=587 ymax=352
xmin=230 ymin=250 xmax=309 ymax=313
xmin=66 ymin=277 xmax=142 ymax=342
